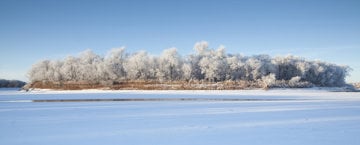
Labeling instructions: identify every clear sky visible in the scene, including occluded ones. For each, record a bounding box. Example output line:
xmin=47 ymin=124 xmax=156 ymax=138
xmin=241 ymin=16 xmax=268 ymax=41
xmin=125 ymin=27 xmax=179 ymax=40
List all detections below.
xmin=1 ymin=0 xmax=360 ymax=82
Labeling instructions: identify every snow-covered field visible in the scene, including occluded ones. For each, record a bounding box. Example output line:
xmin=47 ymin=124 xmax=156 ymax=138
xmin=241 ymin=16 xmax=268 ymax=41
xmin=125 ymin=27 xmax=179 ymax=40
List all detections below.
xmin=1 ymin=88 xmax=360 ymax=145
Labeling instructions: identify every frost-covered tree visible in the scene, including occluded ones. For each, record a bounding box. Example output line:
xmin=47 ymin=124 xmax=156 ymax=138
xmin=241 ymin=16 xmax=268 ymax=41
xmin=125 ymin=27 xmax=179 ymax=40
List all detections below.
xmin=28 ymin=60 xmax=53 ymax=82
xmin=124 ymin=51 xmax=150 ymax=80
xmin=77 ymin=49 xmax=103 ymax=82
xmin=184 ymin=41 xmax=211 ymax=80
xmin=147 ymin=56 xmax=159 ymax=80
xmin=244 ymin=57 xmax=261 ymax=81
xmin=198 ymin=45 xmax=228 ymax=82
xmin=104 ymin=47 xmax=127 ymax=80
xmin=158 ymin=48 xmax=183 ymax=81
xmin=194 ymin=41 xmax=209 ymax=56
xmin=274 ymin=55 xmax=301 ymax=80
xmin=186 ymin=55 xmax=203 ymax=80
xmin=226 ymin=54 xmax=246 ymax=80
xmin=181 ymin=62 xmax=192 ymax=81
xmin=250 ymin=55 xmax=277 ymax=80
xmin=48 ymin=60 xmax=63 ymax=81
xmin=61 ymin=56 xmax=80 ymax=81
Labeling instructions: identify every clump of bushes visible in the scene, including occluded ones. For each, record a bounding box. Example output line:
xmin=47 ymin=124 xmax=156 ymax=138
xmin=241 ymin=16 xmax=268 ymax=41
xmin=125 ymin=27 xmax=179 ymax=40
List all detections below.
xmin=27 ymin=41 xmax=351 ymax=89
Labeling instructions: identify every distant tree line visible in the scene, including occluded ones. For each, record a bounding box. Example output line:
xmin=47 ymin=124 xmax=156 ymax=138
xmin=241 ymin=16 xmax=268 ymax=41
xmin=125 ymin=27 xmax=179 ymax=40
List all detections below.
xmin=0 ymin=79 xmax=26 ymax=88
xmin=28 ymin=41 xmax=351 ymax=88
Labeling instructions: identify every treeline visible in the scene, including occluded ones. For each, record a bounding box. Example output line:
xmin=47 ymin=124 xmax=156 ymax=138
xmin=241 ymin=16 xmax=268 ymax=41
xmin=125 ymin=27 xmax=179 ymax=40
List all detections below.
xmin=0 ymin=79 xmax=26 ymax=88
xmin=28 ymin=41 xmax=351 ymax=88
xmin=353 ymin=83 xmax=360 ymax=89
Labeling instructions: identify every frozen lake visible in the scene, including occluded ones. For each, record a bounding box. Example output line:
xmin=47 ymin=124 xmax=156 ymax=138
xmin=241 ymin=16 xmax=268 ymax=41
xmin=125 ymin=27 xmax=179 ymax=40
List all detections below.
xmin=1 ymin=89 xmax=360 ymax=145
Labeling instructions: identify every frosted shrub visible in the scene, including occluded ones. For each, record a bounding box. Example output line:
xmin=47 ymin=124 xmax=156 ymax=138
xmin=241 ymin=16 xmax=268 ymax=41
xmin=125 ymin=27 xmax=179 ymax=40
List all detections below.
xmin=288 ymin=76 xmax=313 ymax=88
xmin=289 ymin=76 xmax=301 ymax=86
xmin=261 ymin=73 xmax=276 ymax=88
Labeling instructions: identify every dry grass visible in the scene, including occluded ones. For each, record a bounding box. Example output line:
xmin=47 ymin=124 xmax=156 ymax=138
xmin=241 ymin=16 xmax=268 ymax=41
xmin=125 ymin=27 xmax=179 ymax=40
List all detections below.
xmin=25 ymin=80 xmax=264 ymax=90
xmin=352 ymin=82 xmax=360 ymax=89
xmin=27 ymin=81 xmax=106 ymax=90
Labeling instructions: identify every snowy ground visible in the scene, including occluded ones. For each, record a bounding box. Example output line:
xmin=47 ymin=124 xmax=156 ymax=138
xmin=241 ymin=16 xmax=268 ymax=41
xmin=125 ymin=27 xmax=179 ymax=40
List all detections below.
xmin=1 ymin=88 xmax=360 ymax=145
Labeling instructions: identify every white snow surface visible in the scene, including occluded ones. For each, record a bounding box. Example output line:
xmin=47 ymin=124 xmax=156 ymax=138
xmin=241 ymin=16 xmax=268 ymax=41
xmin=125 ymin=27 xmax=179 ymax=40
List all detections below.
xmin=1 ymin=88 xmax=360 ymax=145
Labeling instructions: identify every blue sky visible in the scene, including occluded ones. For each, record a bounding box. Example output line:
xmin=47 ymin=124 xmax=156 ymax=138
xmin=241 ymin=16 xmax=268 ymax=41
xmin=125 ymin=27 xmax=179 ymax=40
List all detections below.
xmin=1 ymin=0 xmax=359 ymax=82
